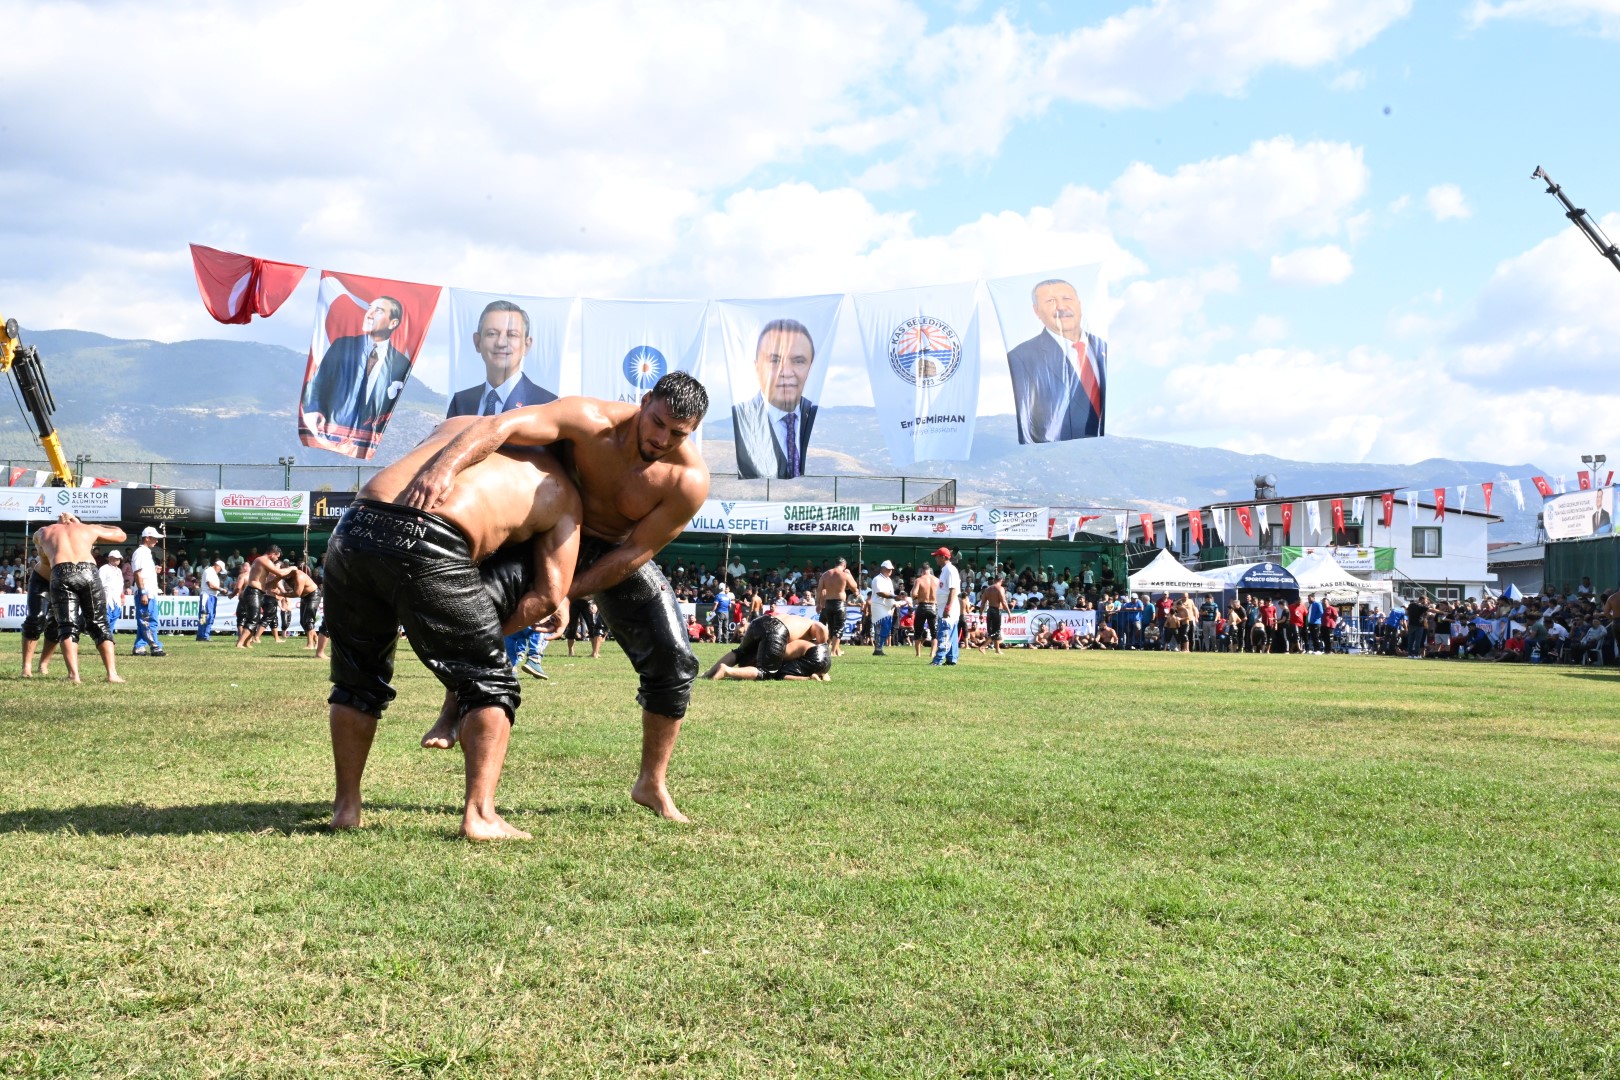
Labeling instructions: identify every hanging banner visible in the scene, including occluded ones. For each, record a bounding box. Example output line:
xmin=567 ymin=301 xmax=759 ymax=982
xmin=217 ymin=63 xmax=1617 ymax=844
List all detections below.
xmin=1235 ymin=506 xmax=1254 ymax=537
xmin=1305 ymin=501 xmax=1321 ymax=539
xmin=1163 ymin=510 xmax=1177 ymax=550
xmin=298 ymin=271 xmax=442 ymax=460
xmin=1555 ymin=475 xmax=1567 ymax=494
xmin=853 ymin=281 xmax=982 ymax=467
xmin=1255 ymin=505 xmax=1270 ymax=535
xmin=215 ymin=490 xmax=311 ymax=526
xmin=189 ymin=243 xmax=307 ymax=325
xmin=715 ymin=295 xmax=843 ymax=480
xmin=1330 ymin=499 xmax=1345 ymax=535
xmin=1578 ymin=471 xmax=1592 ymax=491
xmin=1115 ymin=515 xmax=1128 ymax=543
xmin=1508 ymin=479 xmax=1525 ymax=510
xmin=1139 ymin=513 xmax=1156 ymax=546
xmin=580 ymin=298 xmax=708 ymax=407
xmin=1350 ymin=496 xmax=1366 ymax=524
xmin=1280 ymin=546 xmax=1396 ymax=573
xmin=1381 ymin=492 xmax=1395 ymax=527
xmin=0 ymin=487 xmax=123 ymax=522
xmin=120 ymin=487 xmax=217 ymax=528
xmin=684 ymin=500 xmax=1047 ymax=540
xmin=1481 ymin=482 xmax=1493 ymax=514
xmin=1532 ymin=476 xmax=1553 ymax=497
xmin=1542 ymin=488 xmax=1615 ymax=541
xmin=445 ymin=290 xmax=567 ymax=417
xmin=1434 ymin=488 xmax=1446 ymax=519
xmin=985 ymin=265 xmax=1107 ymax=445
xmin=1456 ymin=485 xmax=1468 ymax=513
xmin=310 ymin=491 xmax=358 ymax=525
xmin=1188 ymin=511 xmax=1204 ymax=547
xmin=1280 ymin=502 xmax=1294 ymax=536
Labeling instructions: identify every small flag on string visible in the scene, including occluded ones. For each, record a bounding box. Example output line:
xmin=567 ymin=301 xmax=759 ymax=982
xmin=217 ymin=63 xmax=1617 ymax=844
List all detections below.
xmin=1330 ymin=498 xmax=1345 ymax=536
xmin=1255 ymin=505 xmax=1270 ymax=535
xmin=1555 ymin=475 xmax=1567 ymax=494
xmin=1305 ymin=500 xmax=1321 ymax=537
xmin=1163 ymin=510 xmax=1177 ymax=550
xmin=1140 ymin=513 xmax=1156 ymax=546
xmin=1434 ymin=488 xmax=1446 ymax=520
xmin=1235 ymin=505 xmax=1254 ymax=537
xmin=1532 ymin=476 xmax=1553 ymax=497
xmin=1482 ymin=482 xmax=1493 ymax=513
xmin=1280 ymin=502 xmax=1294 ymax=535
xmin=1508 ymin=479 xmax=1525 ymax=510
xmin=1578 ymin=471 xmax=1591 ymax=490
xmin=1115 ymin=515 xmax=1127 ymax=543
xmin=1189 ymin=512 xmax=1204 ymax=547
xmin=1456 ymin=485 xmax=1467 ymax=513
xmin=1381 ymin=492 xmax=1395 ymax=527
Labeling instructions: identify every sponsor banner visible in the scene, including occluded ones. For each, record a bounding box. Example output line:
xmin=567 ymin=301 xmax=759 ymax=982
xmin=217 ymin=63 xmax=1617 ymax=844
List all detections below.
xmin=716 ymin=294 xmax=844 ymax=480
xmin=216 ymin=490 xmax=310 ymax=525
xmin=0 ymin=486 xmax=124 ymax=522
xmin=310 ymin=491 xmax=357 ymax=524
xmin=0 ymin=596 xmax=320 ymax=636
xmin=990 ymin=608 xmax=1098 ymax=645
xmin=989 ymin=505 xmax=1049 ymax=540
xmin=686 ymin=500 xmax=1050 ymax=540
xmin=1280 ymin=546 xmax=1396 ymax=573
xmin=688 ymin=500 xmax=863 ymax=535
xmin=121 ymin=487 xmax=217 ymax=528
xmin=298 ymin=270 xmax=443 ymax=460
xmin=853 ymin=281 xmax=982 ymax=466
xmin=579 ymin=298 xmax=707 ymax=407
xmin=445 ymin=289 xmax=568 ymax=417
xmin=985 ymin=265 xmax=1107 ymax=446
xmin=1542 ymin=487 xmax=1615 ymax=541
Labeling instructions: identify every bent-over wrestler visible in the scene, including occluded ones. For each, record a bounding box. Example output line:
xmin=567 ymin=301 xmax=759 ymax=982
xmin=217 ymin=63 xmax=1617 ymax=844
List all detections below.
xmin=33 ymin=513 xmax=126 ymax=684
xmin=325 ymin=416 xmax=581 ymax=840
xmin=815 ymin=557 xmax=859 ymax=657
xmin=702 ymin=611 xmax=829 ymax=680
xmin=235 ymin=546 xmax=297 ymax=648
xmin=19 ymin=543 xmax=61 ymax=678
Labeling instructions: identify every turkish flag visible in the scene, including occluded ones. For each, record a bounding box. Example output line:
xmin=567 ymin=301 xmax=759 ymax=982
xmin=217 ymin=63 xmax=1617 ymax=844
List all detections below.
xmin=1236 ymin=505 xmax=1254 ymax=537
xmin=1330 ymin=499 xmax=1345 ymax=535
xmin=1434 ymin=488 xmax=1446 ymax=519
xmin=1280 ymin=502 xmax=1293 ymax=534
xmin=1578 ymin=471 xmax=1592 ymax=490
xmin=1482 ymin=482 xmax=1493 ymax=513
xmin=1139 ymin=513 xmax=1155 ymax=546
xmin=1532 ymin=476 xmax=1553 ymax=497
xmin=1381 ymin=491 xmax=1395 ymax=527
xmin=190 ymin=244 xmax=307 ymax=324
xmin=1189 ymin=512 xmax=1204 ymax=546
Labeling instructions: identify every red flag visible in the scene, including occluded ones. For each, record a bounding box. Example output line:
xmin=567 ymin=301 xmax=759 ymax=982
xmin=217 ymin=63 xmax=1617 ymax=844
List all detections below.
xmin=1434 ymin=488 xmax=1446 ymax=519
xmin=1481 ymin=482 xmax=1493 ymax=513
xmin=1280 ymin=502 xmax=1294 ymax=535
xmin=1139 ymin=513 xmax=1155 ymax=546
xmin=1330 ymin=498 xmax=1345 ymax=535
xmin=1189 ymin=512 xmax=1204 ymax=546
xmin=1381 ymin=491 xmax=1395 ymax=527
xmin=1607 ymin=471 xmax=1615 ymax=488
xmin=1532 ymin=476 xmax=1553 ymax=497
xmin=1578 ymin=470 xmax=1592 ymax=490
xmin=6 ymin=467 xmax=26 ymax=487
xmin=190 ymin=244 xmax=307 ymax=324
xmin=1235 ymin=505 xmax=1254 ymax=537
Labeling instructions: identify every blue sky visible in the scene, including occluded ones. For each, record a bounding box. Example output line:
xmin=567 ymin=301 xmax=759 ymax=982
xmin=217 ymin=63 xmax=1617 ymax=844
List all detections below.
xmin=2 ymin=0 xmax=1617 ymax=473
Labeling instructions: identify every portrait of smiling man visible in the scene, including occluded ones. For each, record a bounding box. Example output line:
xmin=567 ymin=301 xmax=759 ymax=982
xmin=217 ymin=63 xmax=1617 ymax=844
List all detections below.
xmin=1006 ymin=277 xmax=1108 ymax=444
xmin=447 ymin=299 xmax=558 ymax=417
xmin=732 ymin=317 xmax=818 ymax=480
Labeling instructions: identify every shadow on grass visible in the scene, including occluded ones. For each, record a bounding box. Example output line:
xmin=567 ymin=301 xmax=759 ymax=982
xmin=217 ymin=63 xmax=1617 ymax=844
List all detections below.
xmin=0 ymin=799 xmax=631 ymax=836
xmin=1556 ymin=669 xmax=1619 ymax=681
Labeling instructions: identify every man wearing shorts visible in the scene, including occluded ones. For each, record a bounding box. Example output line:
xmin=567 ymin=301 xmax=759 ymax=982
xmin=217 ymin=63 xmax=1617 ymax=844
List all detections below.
xmin=910 ymin=564 xmax=939 ymax=657
xmin=325 ymin=416 xmax=582 ymax=840
xmin=815 ymin=557 xmax=859 ymax=657
xmin=980 ymin=573 xmax=1011 ymax=654
xmin=19 ymin=545 xmax=61 ymax=677
xmin=402 ymin=372 xmax=710 ymax=822
xmin=235 ymin=545 xmax=297 ymax=649
xmin=33 ymin=513 xmax=126 ymax=684
xmin=283 ymin=561 xmax=320 ymax=648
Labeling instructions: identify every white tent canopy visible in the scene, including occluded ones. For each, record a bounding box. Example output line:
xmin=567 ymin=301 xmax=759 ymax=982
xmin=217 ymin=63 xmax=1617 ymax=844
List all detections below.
xmin=1287 ymin=550 xmax=1394 ymax=607
xmin=1127 ymin=549 xmax=1224 ymax=594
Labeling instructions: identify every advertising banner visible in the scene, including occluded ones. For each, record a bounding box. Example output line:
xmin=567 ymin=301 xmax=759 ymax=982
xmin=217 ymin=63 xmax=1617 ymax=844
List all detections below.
xmin=310 ymin=491 xmax=357 ymax=525
xmin=715 ymin=295 xmax=844 ymax=480
xmin=445 ymin=289 xmax=568 ymax=417
xmin=685 ymin=500 xmax=1052 ymax=541
xmin=853 ymin=281 xmax=982 ymax=466
xmin=985 ymin=264 xmax=1106 ymax=445
xmin=579 ymin=298 xmax=708 ymax=406
xmin=0 ymin=595 xmax=319 ymax=636
xmin=121 ymin=487 xmax=217 ymax=529
xmin=1542 ymin=487 xmax=1615 ymax=541
xmin=1280 ymin=546 xmax=1396 ymax=572
xmin=992 ymin=608 xmax=1098 ymax=645
xmin=215 ymin=490 xmax=311 ymax=525
xmin=0 ymin=486 xmax=124 ymax=522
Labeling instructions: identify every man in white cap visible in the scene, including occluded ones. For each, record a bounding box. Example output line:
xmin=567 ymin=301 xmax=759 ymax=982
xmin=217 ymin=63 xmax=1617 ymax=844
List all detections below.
xmin=869 ymin=558 xmax=902 ymax=656
xmin=930 ymin=546 xmax=962 ymax=667
xmin=196 ymin=558 xmax=226 ymax=642
xmin=130 ymin=526 xmax=167 ymax=657
xmin=99 ymin=549 xmax=127 ymax=639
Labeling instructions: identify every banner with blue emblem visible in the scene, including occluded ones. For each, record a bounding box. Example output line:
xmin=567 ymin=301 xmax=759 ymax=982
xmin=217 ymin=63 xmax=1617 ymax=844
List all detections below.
xmin=444 ymin=289 xmax=570 ymax=418
xmin=579 ymin=299 xmax=709 ymax=407
xmin=852 ymin=281 xmax=982 ymax=467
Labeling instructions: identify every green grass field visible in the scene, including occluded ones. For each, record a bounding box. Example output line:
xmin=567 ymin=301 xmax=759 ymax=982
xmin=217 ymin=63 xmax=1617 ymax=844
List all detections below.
xmin=2 ymin=635 xmax=1617 ymax=1078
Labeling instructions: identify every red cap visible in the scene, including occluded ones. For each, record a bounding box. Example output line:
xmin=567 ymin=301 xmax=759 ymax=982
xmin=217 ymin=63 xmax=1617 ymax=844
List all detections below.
xmin=931 ymin=546 xmax=951 ymax=558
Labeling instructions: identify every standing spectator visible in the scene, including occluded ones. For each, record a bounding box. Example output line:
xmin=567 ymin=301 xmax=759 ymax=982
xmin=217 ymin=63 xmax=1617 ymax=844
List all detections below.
xmin=196 ymin=558 xmax=225 ymax=642
xmin=929 ymin=546 xmax=962 ymax=667
xmin=1305 ymin=593 xmax=1325 ymax=654
xmin=1405 ymin=596 xmax=1429 ymax=659
xmin=129 ymin=527 xmax=166 ymax=657
xmin=1198 ymin=595 xmax=1220 ymax=652
xmin=869 ymin=559 xmax=902 ymax=656
xmin=99 ymin=550 xmax=127 ymax=639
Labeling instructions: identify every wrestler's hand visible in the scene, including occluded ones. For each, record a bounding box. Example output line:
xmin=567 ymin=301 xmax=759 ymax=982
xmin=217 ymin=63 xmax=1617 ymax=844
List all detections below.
xmin=400 ymin=461 xmax=454 ymax=511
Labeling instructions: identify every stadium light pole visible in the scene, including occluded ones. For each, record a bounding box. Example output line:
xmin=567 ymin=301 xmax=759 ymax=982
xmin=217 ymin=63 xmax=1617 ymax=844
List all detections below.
xmin=1581 ymin=453 xmax=1606 ymax=488
xmin=278 ymin=455 xmax=295 ymax=491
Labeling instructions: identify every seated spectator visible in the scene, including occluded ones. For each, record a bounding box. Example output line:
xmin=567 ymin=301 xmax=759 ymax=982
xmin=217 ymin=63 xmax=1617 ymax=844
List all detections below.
xmin=1050 ymin=622 xmax=1075 ymax=649
xmin=1095 ymin=623 xmax=1119 ymax=649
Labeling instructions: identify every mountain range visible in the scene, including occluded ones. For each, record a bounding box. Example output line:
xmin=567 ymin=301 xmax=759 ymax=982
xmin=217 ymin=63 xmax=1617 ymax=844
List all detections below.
xmin=1 ymin=328 xmax=1549 ymax=539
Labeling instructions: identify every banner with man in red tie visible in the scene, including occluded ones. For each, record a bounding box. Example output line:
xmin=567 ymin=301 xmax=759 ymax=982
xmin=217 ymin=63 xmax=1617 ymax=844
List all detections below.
xmin=986 ymin=265 xmax=1107 ymax=445
xmin=297 ymin=271 xmax=442 ymax=460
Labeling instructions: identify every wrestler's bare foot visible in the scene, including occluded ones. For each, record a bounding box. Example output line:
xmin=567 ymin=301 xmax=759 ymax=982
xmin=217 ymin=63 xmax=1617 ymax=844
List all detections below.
xmin=420 ymin=717 xmax=459 ymax=750
xmin=38 ymin=663 xmax=49 ymax=676
xmin=330 ymin=798 xmax=362 ymax=830
xmin=461 ymin=812 xmax=532 ymax=841
xmin=106 ymin=673 xmax=126 ymax=684
xmin=19 ymin=670 xmax=31 ymax=679
xmin=68 ymin=674 xmax=82 ymax=685
xmin=631 ymin=780 xmax=690 ymax=823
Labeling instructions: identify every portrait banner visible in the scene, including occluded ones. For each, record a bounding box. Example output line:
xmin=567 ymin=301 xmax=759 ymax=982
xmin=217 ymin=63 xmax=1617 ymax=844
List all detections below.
xmin=579 ymin=299 xmax=708 ymax=407
xmin=715 ymin=295 xmax=843 ymax=481
xmin=853 ymin=281 xmax=982 ymax=467
xmin=1542 ymin=487 xmax=1615 ymax=541
xmin=985 ymin=265 xmax=1106 ymax=445
xmin=445 ymin=289 xmax=569 ymax=418
xmin=298 ymin=271 xmax=442 ymax=460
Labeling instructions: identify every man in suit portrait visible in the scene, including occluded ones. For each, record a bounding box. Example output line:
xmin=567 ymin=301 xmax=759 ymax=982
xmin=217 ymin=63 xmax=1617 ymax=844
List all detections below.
xmin=733 ymin=318 xmax=817 ymax=480
xmin=303 ymin=295 xmax=413 ymax=439
xmin=1006 ymin=278 xmax=1107 ymax=444
xmin=446 ymin=299 xmax=557 ymax=417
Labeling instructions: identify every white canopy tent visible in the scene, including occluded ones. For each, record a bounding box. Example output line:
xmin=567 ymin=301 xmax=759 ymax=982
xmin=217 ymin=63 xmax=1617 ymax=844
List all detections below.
xmin=1286 ymin=550 xmax=1394 ymax=609
xmin=1127 ymin=549 xmax=1224 ymax=594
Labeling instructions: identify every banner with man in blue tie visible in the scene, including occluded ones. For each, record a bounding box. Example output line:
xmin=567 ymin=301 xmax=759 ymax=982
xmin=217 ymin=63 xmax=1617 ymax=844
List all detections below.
xmin=445 ymin=289 xmax=568 ymax=418
xmin=715 ymin=294 xmax=842 ymax=481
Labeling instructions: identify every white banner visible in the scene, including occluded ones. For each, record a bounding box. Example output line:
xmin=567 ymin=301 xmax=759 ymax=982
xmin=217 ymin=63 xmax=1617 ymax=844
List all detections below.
xmin=0 ymin=487 xmax=123 ymax=522
xmin=985 ymin=265 xmax=1106 ymax=445
xmin=715 ymin=295 xmax=843 ymax=480
xmin=1305 ymin=501 xmax=1321 ymax=539
xmin=990 ymin=608 xmax=1098 ymax=645
xmin=1542 ymin=487 xmax=1615 ymax=541
xmin=853 ymin=281 xmax=982 ymax=466
xmin=685 ymin=499 xmax=1052 ymax=541
xmin=0 ymin=595 xmax=321 ymax=635
xmin=579 ymin=298 xmax=707 ymax=406
xmin=445 ymin=289 xmax=568 ymax=417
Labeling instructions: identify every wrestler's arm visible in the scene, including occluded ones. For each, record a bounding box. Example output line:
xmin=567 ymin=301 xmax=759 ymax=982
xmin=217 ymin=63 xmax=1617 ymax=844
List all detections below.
xmin=89 ymin=524 xmax=127 ymax=545
xmin=566 ymin=468 xmax=706 ymax=600
xmin=401 ymin=400 xmax=600 ymax=511
xmin=503 ymin=486 xmax=584 ymax=635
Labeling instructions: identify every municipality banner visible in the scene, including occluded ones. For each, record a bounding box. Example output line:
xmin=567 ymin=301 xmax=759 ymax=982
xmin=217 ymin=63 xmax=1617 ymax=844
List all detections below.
xmin=0 ymin=486 xmax=124 ymax=522
xmin=853 ymin=281 xmax=982 ymax=467
xmin=715 ymin=294 xmax=843 ymax=480
xmin=445 ymin=289 xmax=569 ymax=417
xmin=985 ymin=265 xmax=1107 ymax=445
xmin=215 ymin=490 xmax=311 ymax=525
xmin=1280 ymin=546 xmax=1396 ymax=572
xmin=579 ymin=299 xmax=708 ymax=406
xmin=1542 ymin=487 xmax=1615 ymax=541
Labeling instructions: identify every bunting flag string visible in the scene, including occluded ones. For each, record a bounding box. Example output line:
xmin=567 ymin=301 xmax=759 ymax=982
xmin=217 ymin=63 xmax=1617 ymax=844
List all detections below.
xmin=1280 ymin=502 xmax=1294 ymax=534
xmin=1255 ymin=504 xmax=1270 ymax=535
xmin=1434 ymin=488 xmax=1446 ymax=520
xmin=1163 ymin=510 xmax=1177 ymax=550
xmin=1509 ymin=479 xmax=1525 ymax=510
xmin=1381 ymin=491 xmax=1395 ymax=527
xmin=1139 ymin=513 xmax=1156 ymax=546
xmin=1235 ymin=505 xmax=1254 ymax=537
xmin=1482 ymin=482 xmax=1493 ymax=514
xmin=1456 ymin=485 xmax=1467 ymax=513
xmin=1189 ymin=511 xmax=1204 ymax=547
xmin=1305 ymin=500 xmax=1321 ymax=538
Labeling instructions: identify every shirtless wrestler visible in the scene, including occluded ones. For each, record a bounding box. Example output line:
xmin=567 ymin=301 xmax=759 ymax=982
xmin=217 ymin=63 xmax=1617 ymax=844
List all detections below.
xmin=281 ymin=562 xmax=320 ymax=648
xmin=325 ymin=416 xmax=581 ymax=840
xmin=32 ymin=513 xmax=127 ymax=684
xmin=19 ymin=544 xmax=61 ymax=678
xmin=235 ymin=546 xmax=297 ymax=648
xmin=702 ymin=611 xmax=831 ymax=681
xmin=815 ymin=557 xmax=860 ymax=657
xmin=910 ymin=564 xmax=940 ymax=657
xmin=401 ymin=371 xmax=709 ymax=822
xmin=980 ymin=574 xmax=1011 ymax=654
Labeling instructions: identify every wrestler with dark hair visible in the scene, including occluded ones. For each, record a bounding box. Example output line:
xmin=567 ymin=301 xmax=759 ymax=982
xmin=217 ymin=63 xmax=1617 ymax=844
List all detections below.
xmin=403 ymin=371 xmax=711 ymax=822
xmin=32 ymin=513 xmax=126 ymax=684
xmin=701 ymin=611 xmax=829 ymax=680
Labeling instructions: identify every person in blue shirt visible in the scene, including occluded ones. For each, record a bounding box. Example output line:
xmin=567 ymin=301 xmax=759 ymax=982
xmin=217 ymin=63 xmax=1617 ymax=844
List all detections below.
xmin=1305 ymin=593 xmax=1326 ymax=654
xmin=1122 ymin=594 xmax=1145 ymax=649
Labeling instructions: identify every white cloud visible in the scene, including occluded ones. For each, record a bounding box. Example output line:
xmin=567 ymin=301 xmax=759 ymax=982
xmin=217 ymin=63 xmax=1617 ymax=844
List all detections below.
xmin=1426 ymin=184 xmax=1473 ymax=221
xmin=1250 ymin=315 xmax=1290 ymax=342
xmin=1270 ymin=244 xmax=1354 ymax=286
xmin=1467 ymin=0 xmax=1620 ymax=38
xmin=1330 ymin=69 xmax=1368 ymax=91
